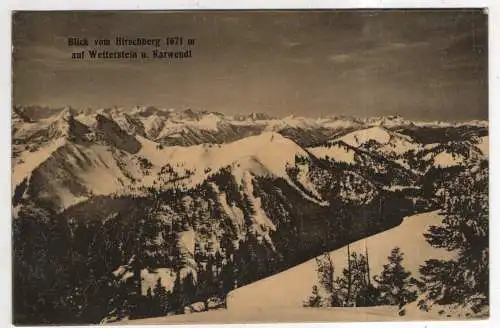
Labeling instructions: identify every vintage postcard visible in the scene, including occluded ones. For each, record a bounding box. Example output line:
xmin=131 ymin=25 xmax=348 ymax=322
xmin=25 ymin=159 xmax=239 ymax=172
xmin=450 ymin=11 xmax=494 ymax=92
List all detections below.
xmin=11 ymin=9 xmax=488 ymax=325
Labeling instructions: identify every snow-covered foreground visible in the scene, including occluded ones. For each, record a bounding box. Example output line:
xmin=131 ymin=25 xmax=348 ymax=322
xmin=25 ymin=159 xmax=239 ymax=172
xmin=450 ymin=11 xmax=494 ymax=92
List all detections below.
xmin=226 ymin=210 xmax=455 ymax=311
xmin=119 ymin=211 xmax=473 ymax=324
xmin=119 ymin=306 xmax=453 ymax=324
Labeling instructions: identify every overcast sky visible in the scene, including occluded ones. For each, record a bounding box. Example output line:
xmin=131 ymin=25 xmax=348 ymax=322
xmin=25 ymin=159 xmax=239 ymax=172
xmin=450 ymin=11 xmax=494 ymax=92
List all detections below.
xmin=12 ymin=10 xmax=487 ymax=120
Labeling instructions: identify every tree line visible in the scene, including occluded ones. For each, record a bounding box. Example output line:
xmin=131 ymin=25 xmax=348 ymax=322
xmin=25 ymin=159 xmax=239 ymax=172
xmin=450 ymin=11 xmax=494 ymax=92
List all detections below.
xmin=304 ymin=246 xmax=417 ymax=315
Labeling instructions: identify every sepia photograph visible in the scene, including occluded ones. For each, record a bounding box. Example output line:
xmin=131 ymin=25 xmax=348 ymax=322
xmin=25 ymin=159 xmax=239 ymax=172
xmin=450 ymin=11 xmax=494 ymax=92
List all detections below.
xmin=11 ymin=9 xmax=489 ymax=325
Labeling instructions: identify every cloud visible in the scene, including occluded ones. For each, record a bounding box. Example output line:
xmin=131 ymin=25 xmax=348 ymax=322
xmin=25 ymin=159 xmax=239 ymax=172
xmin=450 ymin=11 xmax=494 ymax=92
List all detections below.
xmin=326 ymin=40 xmax=432 ymax=73
xmin=328 ymin=53 xmax=352 ymax=63
xmin=282 ymin=40 xmax=302 ymax=48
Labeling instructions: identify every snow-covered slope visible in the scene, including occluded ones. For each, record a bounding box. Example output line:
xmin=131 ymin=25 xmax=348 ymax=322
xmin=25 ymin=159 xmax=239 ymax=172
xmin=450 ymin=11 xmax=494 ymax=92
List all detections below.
xmin=307 ymin=142 xmax=357 ymax=165
xmin=13 ymin=128 xmax=332 ymax=211
xmin=14 ymin=142 xmax=151 ymax=210
xmin=138 ymin=131 xmax=328 ymax=204
xmin=158 ymin=132 xmax=307 ymax=180
xmin=336 ymin=126 xmax=418 ymax=156
xmin=122 ymin=210 xmax=467 ymax=324
xmin=123 ymin=305 xmax=447 ymax=324
xmin=412 ymin=140 xmax=487 ymax=172
xmin=307 ymin=140 xmax=419 ymax=188
xmin=12 ymin=138 xmax=67 ymax=189
xmin=226 ymin=211 xmax=456 ymax=310
xmin=475 ymin=136 xmax=489 ymax=156
xmin=432 ymin=151 xmax=466 ymax=168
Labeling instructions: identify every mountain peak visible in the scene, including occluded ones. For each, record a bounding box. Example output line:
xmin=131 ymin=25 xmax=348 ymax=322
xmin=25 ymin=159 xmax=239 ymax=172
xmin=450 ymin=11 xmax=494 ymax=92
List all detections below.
xmin=233 ymin=112 xmax=274 ymax=121
xmin=335 ymin=125 xmax=415 ymax=154
xmin=58 ymin=107 xmax=75 ymax=121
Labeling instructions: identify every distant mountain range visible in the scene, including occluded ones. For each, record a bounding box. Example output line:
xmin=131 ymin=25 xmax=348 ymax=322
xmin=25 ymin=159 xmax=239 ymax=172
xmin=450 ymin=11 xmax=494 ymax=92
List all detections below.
xmin=12 ymin=106 xmax=487 ymax=210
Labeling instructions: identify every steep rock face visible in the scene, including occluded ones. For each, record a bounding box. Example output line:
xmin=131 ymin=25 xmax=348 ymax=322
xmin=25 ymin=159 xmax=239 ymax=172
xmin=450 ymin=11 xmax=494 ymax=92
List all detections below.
xmin=155 ymin=123 xmax=265 ymax=147
xmin=94 ymin=114 xmax=142 ymax=154
xmin=14 ymin=105 xmax=71 ymax=120
xmin=110 ymin=112 xmax=147 ymax=137
xmin=13 ymin=109 xmax=87 ymax=156
xmin=233 ymin=112 xmax=275 ymax=121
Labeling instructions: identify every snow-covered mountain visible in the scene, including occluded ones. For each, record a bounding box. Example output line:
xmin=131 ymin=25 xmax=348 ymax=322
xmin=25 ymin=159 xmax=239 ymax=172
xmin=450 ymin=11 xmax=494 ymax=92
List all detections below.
xmin=12 ymin=105 xmax=488 ymax=227
xmin=307 ymin=139 xmax=418 ymax=187
xmin=12 ymin=105 xmax=488 ymax=233
xmin=12 ymin=105 xmax=488 ymax=324
xmin=13 ymin=106 xmax=488 ymax=148
xmin=335 ymin=126 xmax=417 ymax=154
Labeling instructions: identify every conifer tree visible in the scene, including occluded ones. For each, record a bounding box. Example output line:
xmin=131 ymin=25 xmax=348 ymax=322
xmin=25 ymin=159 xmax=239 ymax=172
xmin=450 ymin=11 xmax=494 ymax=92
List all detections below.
xmin=169 ymin=271 xmax=183 ymax=314
xmin=374 ymin=247 xmax=417 ymax=307
xmin=419 ymin=165 xmax=488 ymax=310
xmin=152 ymin=278 xmax=169 ymax=315
xmin=315 ymin=252 xmax=335 ymax=300
xmin=304 ymin=285 xmax=322 ymax=307
xmin=220 ymin=257 xmax=236 ymax=296
xmin=334 ymin=250 xmax=370 ymax=307
xmin=181 ymin=272 xmax=196 ymax=308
